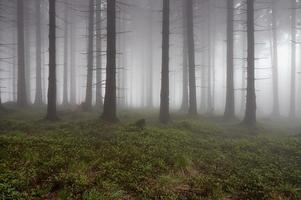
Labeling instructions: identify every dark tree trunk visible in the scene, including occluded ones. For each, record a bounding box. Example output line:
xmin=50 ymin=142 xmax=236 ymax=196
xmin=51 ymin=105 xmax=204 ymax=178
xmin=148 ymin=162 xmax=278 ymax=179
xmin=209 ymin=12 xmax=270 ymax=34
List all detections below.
xmin=17 ymin=0 xmax=27 ymax=107
xmin=13 ymin=32 xmax=17 ymax=102
xmin=0 ymin=91 xmax=2 ymax=110
xmin=186 ymin=0 xmax=197 ymax=116
xmin=159 ymin=0 xmax=170 ymax=123
xmin=34 ymin=0 xmax=43 ymax=105
xmin=290 ymin=0 xmax=296 ymax=119
xmin=181 ymin=0 xmax=188 ymax=112
xmin=62 ymin=2 xmax=69 ymax=105
xmin=84 ymin=0 xmax=95 ymax=110
xmin=224 ymin=0 xmax=235 ymax=119
xmin=243 ymin=0 xmax=256 ymax=127
xmin=96 ymin=0 xmax=103 ymax=108
xmin=102 ymin=0 xmax=118 ymax=122
xmin=271 ymin=2 xmax=279 ymax=116
xmin=46 ymin=0 xmax=58 ymax=121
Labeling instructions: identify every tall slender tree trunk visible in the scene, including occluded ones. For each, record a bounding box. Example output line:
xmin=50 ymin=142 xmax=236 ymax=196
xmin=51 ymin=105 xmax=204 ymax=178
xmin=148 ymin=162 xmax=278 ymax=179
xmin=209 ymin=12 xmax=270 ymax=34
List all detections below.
xmin=70 ymin=13 xmax=76 ymax=105
xmin=96 ymin=0 xmax=103 ymax=108
xmin=121 ymin=14 xmax=128 ymax=107
xmin=25 ymin=8 xmax=31 ymax=104
xmin=0 ymin=89 xmax=2 ymax=109
xmin=207 ymin=1 xmax=213 ymax=114
xmin=84 ymin=0 xmax=95 ymax=110
xmin=186 ymin=0 xmax=197 ymax=116
xmin=62 ymin=2 xmax=69 ymax=105
xmin=46 ymin=0 xmax=58 ymax=121
xmin=241 ymin=33 xmax=247 ymax=114
xmin=41 ymin=0 xmax=47 ymax=103
xmin=243 ymin=0 xmax=256 ymax=127
xmin=271 ymin=2 xmax=279 ymax=116
xmin=13 ymin=31 xmax=17 ymax=102
xmin=224 ymin=0 xmax=235 ymax=119
xmin=290 ymin=0 xmax=296 ymax=119
xmin=147 ymin=0 xmax=154 ymax=108
xmin=119 ymin=12 xmax=127 ymax=108
xmin=17 ymin=0 xmax=27 ymax=107
xmin=102 ymin=0 xmax=118 ymax=122
xmin=181 ymin=0 xmax=188 ymax=112
xmin=159 ymin=0 xmax=170 ymax=123
xmin=35 ymin=0 xmax=43 ymax=105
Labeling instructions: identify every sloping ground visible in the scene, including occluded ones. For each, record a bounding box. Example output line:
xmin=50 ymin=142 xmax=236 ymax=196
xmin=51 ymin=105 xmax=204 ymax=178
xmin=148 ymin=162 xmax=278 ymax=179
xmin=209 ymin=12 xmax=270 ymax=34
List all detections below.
xmin=0 ymin=113 xmax=301 ymax=200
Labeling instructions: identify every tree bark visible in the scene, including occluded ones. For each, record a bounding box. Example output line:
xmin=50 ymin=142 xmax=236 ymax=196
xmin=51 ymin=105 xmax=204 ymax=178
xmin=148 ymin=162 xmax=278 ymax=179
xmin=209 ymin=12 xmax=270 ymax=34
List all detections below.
xmin=102 ymin=0 xmax=118 ymax=122
xmin=207 ymin=1 xmax=213 ymax=114
xmin=25 ymin=5 xmax=31 ymax=104
xmin=290 ymin=0 xmax=296 ymax=119
xmin=224 ymin=0 xmax=235 ymax=119
xmin=181 ymin=0 xmax=188 ymax=112
xmin=34 ymin=0 xmax=43 ymax=105
xmin=12 ymin=31 xmax=17 ymax=102
xmin=243 ymin=0 xmax=256 ymax=127
xmin=96 ymin=0 xmax=103 ymax=108
xmin=186 ymin=0 xmax=197 ymax=116
xmin=84 ymin=0 xmax=95 ymax=110
xmin=147 ymin=0 xmax=154 ymax=108
xmin=240 ymin=33 xmax=247 ymax=114
xmin=17 ymin=0 xmax=27 ymax=107
xmin=159 ymin=0 xmax=170 ymax=123
xmin=70 ymin=11 xmax=76 ymax=105
xmin=46 ymin=0 xmax=58 ymax=121
xmin=62 ymin=1 xmax=69 ymax=105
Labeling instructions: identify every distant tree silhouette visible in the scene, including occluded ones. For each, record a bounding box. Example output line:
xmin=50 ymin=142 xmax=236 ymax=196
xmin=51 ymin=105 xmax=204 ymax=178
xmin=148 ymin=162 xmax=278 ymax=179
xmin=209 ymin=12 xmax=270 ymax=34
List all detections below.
xmin=17 ymin=0 xmax=27 ymax=107
xmin=34 ymin=0 xmax=43 ymax=105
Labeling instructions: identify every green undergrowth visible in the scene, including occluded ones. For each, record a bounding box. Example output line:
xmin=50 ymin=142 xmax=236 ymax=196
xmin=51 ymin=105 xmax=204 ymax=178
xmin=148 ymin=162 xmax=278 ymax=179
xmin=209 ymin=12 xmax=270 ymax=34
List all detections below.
xmin=0 ymin=110 xmax=301 ymax=199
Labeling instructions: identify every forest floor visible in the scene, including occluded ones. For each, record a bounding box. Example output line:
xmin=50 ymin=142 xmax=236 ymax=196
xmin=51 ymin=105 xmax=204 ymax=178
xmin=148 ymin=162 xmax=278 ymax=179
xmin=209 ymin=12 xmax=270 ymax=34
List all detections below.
xmin=0 ymin=105 xmax=301 ymax=200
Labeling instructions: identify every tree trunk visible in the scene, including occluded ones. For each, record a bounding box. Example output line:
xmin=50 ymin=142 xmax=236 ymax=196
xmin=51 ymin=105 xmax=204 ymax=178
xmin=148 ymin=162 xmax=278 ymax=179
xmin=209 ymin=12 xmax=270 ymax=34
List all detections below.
xmin=102 ymin=0 xmax=118 ymax=122
xmin=271 ymin=2 xmax=279 ymax=116
xmin=147 ymin=0 xmax=154 ymax=108
xmin=181 ymin=0 xmax=189 ymax=112
xmin=224 ymin=0 xmax=235 ymax=119
xmin=70 ymin=12 xmax=76 ymax=105
xmin=25 ymin=7 xmax=31 ymax=104
xmin=62 ymin=2 xmax=69 ymax=105
xmin=13 ymin=31 xmax=17 ymax=102
xmin=159 ymin=0 xmax=170 ymax=123
xmin=35 ymin=0 xmax=43 ymax=105
xmin=17 ymin=0 xmax=27 ymax=107
xmin=240 ymin=33 xmax=247 ymax=114
xmin=46 ymin=0 xmax=58 ymax=121
xmin=84 ymin=0 xmax=95 ymax=110
xmin=186 ymin=0 xmax=197 ymax=116
xmin=290 ymin=0 xmax=296 ymax=119
xmin=243 ymin=0 xmax=256 ymax=127
xmin=96 ymin=0 xmax=103 ymax=108
xmin=207 ymin=1 xmax=213 ymax=114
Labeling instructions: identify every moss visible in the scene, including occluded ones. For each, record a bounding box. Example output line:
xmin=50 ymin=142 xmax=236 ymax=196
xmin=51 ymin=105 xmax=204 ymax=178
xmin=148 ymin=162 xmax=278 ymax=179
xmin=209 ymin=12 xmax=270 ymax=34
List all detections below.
xmin=0 ymin=109 xmax=300 ymax=199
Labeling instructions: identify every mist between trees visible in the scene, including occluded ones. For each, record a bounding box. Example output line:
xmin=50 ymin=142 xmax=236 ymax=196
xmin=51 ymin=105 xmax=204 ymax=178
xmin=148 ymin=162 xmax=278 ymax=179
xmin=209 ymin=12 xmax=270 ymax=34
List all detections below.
xmin=0 ymin=0 xmax=300 ymax=125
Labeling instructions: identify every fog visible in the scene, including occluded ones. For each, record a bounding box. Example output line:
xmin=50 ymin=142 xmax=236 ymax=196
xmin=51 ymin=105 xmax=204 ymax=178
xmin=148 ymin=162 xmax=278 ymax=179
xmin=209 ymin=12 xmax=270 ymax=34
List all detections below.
xmin=0 ymin=0 xmax=301 ymax=121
